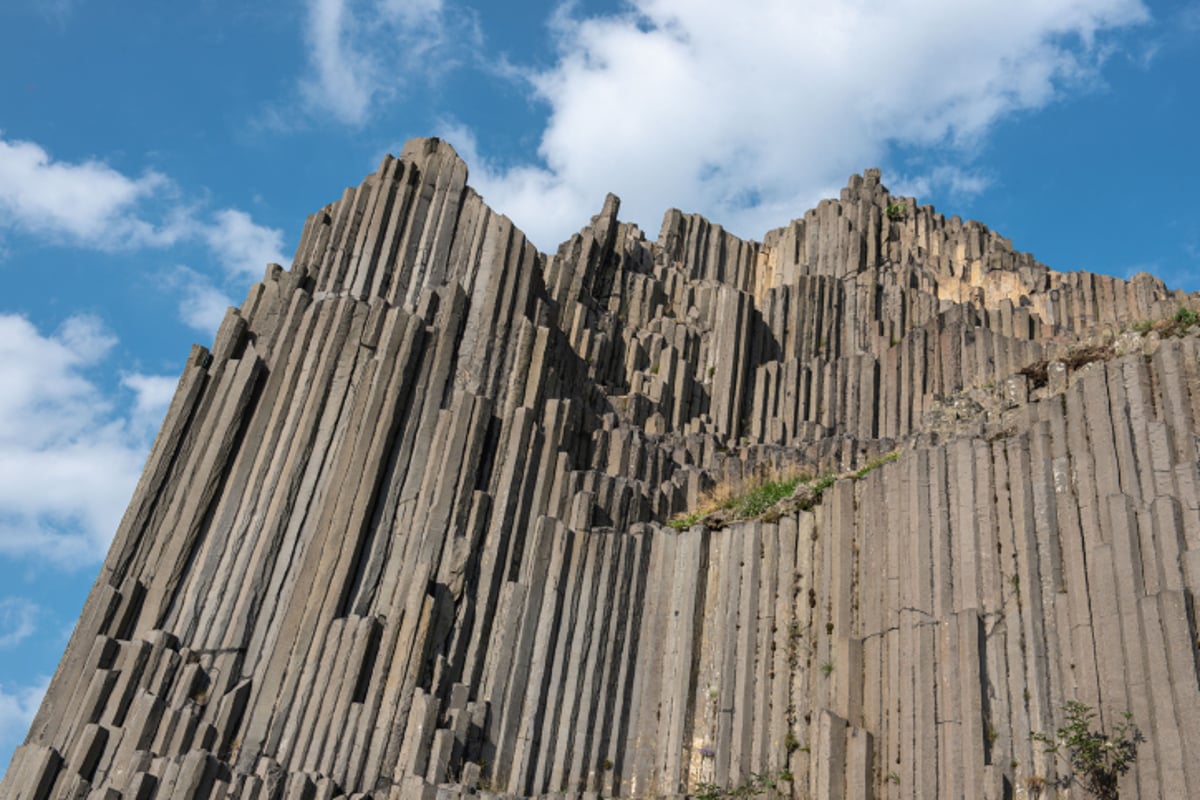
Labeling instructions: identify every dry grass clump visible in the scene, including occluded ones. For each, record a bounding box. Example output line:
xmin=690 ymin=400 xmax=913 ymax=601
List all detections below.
xmin=667 ymin=451 xmax=900 ymax=530
xmin=668 ymin=463 xmax=812 ymax=530
xmin=1132 ymin=306 xmax=1199 ymax=338
xmin=1016 ymin=307 xmax=1200 ymax=395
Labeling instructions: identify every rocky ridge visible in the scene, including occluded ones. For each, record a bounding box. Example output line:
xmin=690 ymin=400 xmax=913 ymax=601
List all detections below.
xmin=3 ymin=137 xmax=1200 ymax=799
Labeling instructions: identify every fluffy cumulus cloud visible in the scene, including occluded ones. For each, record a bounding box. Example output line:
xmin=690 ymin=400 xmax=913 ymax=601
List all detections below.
xmin=203 ymin=209 xmax=288 ymax=281
xmin=0 ymin=134 xmax=284 ymax=269
xmin=449 ymin=0 xmax=1149 ymax=248
xmin=177 ymin=212 xmax=285 ymax=333
xmin=0 ymin=314 xmax=175 ymax=567
xmin=0 ymin=134 xmax=285 ymax=329
xmin=302 ymin=0 xmax=452 ymax=125
xmin=0 ymin=135 xmax=174 ymax=249
xmin=164 ymin=266 xmax=237 ymax=335
xmin=120 ymin=374 xmax=180 ymax=436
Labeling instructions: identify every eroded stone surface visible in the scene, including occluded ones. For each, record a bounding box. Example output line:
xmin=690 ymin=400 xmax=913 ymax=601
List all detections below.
xmin=4 ymin=137 xmax=1200 ymax=799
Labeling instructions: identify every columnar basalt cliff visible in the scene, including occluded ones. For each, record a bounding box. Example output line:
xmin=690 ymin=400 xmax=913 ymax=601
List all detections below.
xmin=5 ymin=138 xmax=1200 ymax=799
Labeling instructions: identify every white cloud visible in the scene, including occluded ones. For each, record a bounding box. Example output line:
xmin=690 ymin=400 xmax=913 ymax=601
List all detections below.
xmin=120 ymin=374 xmax=179 ymax=436
xmin=203 ymin=209 xmax=288 ymax=281
xmin=0 ymin=135 xmax=173 ymax=249
xmin=179 ymin=283 xmax=235 ymax=336
xmin=891 ymin=166 xmax=994 ymax=204
xmin=449 ymin=0 xmax=1148 ymax=248
xmin=164 ymin=266 xmax=235 ymax=336
xmin=0 ymin=134 xmax=285 ymax=330
xmin=0 ymin=315 xmax=173 ymax=567
xmin=440 ymin=122 xmax=596 ymax=249
xmin=302 ymin=0 xmax=449 ymax=125
xmin=0 ymin=134 xmax=284 ymax=276
xmin=0 ymin=599 xmax=39 ymax=650
xmin=305 ymin=0 xmax=378 ymax=125
xmin=0 ymin=677 xmax=48 ymax=755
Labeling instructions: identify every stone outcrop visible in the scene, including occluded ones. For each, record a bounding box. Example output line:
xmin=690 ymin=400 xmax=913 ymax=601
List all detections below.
xmin=4 ymin=138 xmax=1200 ymax=799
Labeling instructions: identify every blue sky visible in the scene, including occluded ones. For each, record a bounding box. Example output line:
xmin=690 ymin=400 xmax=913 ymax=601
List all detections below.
xmin=1 ymin=0 xmax=1198 ymax=769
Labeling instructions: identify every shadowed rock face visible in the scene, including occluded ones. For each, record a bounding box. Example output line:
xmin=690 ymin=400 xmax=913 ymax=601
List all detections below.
xmin=4 ymin=137 xmax=1200 ymax=800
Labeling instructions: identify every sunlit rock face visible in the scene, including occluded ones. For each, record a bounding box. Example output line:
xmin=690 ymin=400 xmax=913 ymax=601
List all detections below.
xmin=5 ymin=138 xmax=1199 ymax=800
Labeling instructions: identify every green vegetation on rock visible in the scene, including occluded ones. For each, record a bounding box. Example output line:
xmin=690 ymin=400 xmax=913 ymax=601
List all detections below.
xmin=666 ymin=450 xmax=900 ymax=530
xmin=1032 ymin=701 xmax=1142 ymax=800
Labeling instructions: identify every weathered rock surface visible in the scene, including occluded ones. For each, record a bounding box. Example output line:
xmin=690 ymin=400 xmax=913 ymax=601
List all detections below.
xmin=4 ymin=138 xmax=1200 ymax=799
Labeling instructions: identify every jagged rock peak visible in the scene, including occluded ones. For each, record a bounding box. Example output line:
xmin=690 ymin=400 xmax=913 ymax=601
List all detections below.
xmin=4 ymin=136 xmax=1199 ymax=800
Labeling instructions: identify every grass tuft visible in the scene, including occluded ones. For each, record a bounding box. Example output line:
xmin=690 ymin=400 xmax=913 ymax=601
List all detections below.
xmin=735 ymin=476 xmax=802 ymax=517
xmin=667 ymin=450 xmax=900 ymax=530
xmin=1173 ymin=306 xmax=1199 ymax=327
xmin=853 ymin=450 xmax=900 ymax=479
xmin=1128 ymin=306 xmax=1200 ymax=339
xmin=667 ymin=464 xmax=810 ymax=530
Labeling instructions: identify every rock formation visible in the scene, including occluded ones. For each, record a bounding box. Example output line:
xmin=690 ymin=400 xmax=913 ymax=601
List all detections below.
xmin=4 ymin=137 xmax=1200 ymax=799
